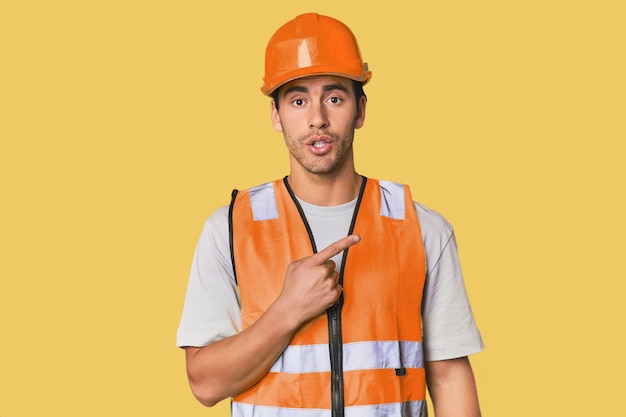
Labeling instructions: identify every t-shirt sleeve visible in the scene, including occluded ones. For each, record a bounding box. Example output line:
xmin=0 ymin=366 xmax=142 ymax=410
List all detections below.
xmin=176 ymin=206 xmax=242 ymax=348
xmin=416 ymin=202 xmax=485 ymax=361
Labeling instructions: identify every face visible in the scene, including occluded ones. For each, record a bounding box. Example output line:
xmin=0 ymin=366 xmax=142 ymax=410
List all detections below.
xmin=271 ymin=75 xmax=366 ymax=178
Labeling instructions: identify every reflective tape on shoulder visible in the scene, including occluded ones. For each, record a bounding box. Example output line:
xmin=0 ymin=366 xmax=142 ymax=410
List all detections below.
xmin=248 ymin=182 xmax=279 ymax=221
xmin=379 ymin=180 xmax=405 ymax=220
xmin=269 ymin=340 xmax=423 ymax=374
xmin=232 ymin=400 xmax=426 ymax=417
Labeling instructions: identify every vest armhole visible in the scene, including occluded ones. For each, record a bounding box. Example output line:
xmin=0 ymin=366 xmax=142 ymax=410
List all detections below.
xmin=229 ymin=189 xmax=239 ymax=285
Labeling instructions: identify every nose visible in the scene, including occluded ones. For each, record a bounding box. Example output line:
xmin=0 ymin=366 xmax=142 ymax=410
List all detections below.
xmin=308 ymin=102 xmax=329 ymax=129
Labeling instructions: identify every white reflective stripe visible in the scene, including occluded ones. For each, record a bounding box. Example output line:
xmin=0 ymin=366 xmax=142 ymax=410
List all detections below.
xmin=232 ymin=401 xmax=426 ymax=417
xmin=344 ymin=340 xmax=423 ymax=371
xmin=248 ymin=182 xmax=278 ymax=221
xmin=269 ymin=341 xmax=423 ymax=374
xmin=379 ymin=180 xmax=405 ymax=220
xmin=269 ymin=343 xmax=330 ymax=373
xmin=345 ymin=401 xmax=427 ymax=417
xmin=232 ymin=402 xmax=330 ymax=417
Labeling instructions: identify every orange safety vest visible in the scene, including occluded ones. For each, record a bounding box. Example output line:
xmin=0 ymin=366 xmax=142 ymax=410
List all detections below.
xmin=229 ymin=177 xmax=427 ymax=417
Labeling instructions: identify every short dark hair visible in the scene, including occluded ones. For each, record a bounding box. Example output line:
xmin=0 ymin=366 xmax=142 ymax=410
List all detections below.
xmin=272 ymin=80 xmax=366 ymax=111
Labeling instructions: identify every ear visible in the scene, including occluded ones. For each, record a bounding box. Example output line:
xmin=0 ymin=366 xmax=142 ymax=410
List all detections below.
xmin=270 ymin=100 xmax=283 ymax=132
xmin=354 ymin=95 xmax=367 ymax=129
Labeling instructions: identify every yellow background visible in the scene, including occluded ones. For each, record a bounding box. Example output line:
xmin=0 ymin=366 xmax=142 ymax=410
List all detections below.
xmin=1 ymin=1 xmax=624 ymax=415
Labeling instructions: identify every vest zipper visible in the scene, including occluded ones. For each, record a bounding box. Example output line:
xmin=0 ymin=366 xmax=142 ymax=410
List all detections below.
xmin=328 ymin=302 xmax=345 ymax=417
xmin=283 ymin=176 xmax=367 ymax=417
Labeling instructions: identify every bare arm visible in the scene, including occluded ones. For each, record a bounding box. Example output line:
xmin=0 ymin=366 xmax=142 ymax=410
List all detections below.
xmin=426 ymin=356 xmax=481 ymax=417
xmin=185 ymin=234 xmax=361 ymax=407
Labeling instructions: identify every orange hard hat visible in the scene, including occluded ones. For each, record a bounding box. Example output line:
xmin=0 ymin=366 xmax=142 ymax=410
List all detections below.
xmin=261 ymin=13 xmax=371 ymax=96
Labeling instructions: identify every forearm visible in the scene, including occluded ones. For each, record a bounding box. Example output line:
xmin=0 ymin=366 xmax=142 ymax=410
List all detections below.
xmin=426 ymin=357 xmax=481 ymax=417
xmin=185 ymin=301 xmax=301 ymax=406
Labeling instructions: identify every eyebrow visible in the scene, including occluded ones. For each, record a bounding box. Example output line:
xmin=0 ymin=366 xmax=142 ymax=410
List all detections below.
xmin=282 ymin=83 xmax=350 ymax=97
xmin=323 ymin=84 xmax=350 ymax=94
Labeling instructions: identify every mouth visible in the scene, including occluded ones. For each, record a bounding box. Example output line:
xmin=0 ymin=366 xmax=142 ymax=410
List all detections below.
xmin=305 ymin=136 xmax=333 ymax=155
xmin=306 ymin=135 xmax=333 ymax=155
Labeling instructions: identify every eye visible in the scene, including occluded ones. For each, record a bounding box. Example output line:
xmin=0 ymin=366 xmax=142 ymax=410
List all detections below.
xmin=327 ymin=96 xmax=343 ymax=104
xmin=291 ymin=98 xmax=305 ymax=107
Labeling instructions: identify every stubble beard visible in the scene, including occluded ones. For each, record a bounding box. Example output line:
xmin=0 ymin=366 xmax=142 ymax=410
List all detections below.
xmin=288 ymin=129 xmax=355 ymax=176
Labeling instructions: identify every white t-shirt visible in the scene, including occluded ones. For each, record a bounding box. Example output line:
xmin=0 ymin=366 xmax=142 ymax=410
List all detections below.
xmin=177 ymin=198 xmax=484 ymax=361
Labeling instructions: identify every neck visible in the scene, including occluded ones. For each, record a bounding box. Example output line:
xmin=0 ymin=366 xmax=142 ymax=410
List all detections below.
xmin=286 ymin=169 xmax=363 ymax=206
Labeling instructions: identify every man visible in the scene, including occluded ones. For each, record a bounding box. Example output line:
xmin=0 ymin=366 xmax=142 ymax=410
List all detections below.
xmin=177 ymin=13 xmax=483 ymax=417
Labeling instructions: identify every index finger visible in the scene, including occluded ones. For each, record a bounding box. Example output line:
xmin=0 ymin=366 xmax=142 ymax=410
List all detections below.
xmin=311 ymin=234 xmax=361 ymax=264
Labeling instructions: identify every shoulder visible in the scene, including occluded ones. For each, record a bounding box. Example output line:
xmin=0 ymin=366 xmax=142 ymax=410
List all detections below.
xmin=205 ymin=179 xmax=282 ymax=233
xmin=413 ymin=201 xmax=454 ymax=241
xmin=194 ymin=205 xmax=231 ymax=259
xmin=205 ymin=204 xmax=230 ymax=227
xmin=373 ymin=178 xmax=454 ymax=245
xmin=202 ymin=205 xmax=230 ymax=238
xmin=412 ymin=201 xmax=458 ymax=271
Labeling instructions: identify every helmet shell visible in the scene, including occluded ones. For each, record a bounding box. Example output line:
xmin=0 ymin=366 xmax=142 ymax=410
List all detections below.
xmin=261 ymin=13 xmax=371 ymax=96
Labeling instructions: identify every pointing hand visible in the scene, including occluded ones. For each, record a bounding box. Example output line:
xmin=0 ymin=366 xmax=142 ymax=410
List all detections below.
xmin=276 ymin=234 xmax=361 ymax=326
